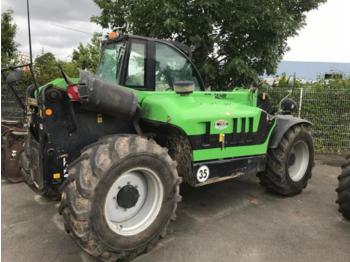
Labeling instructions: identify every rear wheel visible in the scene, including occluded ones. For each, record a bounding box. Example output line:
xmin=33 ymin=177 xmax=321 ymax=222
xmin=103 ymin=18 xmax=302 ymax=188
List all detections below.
xmin=1 ymin=131 xmax=25 ymax=183
xmin=336 ymin=156 xmax=350 ymax=219
xmin=20 ymin=137 xmax=60 ymax=200
xmin=258 ymin=124 xmax=314 ymax=196
xmin=59 ymin=135 xmax=181 ymax=261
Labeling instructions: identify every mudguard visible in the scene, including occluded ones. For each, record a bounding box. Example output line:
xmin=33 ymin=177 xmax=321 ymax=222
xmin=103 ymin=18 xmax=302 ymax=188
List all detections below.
xmin=268 ymin=115 xmax=312 ymax=149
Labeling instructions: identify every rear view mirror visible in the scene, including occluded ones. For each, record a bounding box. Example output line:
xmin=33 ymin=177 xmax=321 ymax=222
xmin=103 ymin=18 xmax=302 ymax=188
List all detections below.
xmin=6 ymin=69 xmax=24 ymax=84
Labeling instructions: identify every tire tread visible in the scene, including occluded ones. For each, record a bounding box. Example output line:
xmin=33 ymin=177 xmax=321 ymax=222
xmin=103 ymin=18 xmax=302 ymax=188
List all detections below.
xmin=336 ymin=156 xmax=350 ymax=219
xmin=59 ymin=134 xmax=181 ymax=261
xmin=258 ymin=124 xmax=313 ymax=196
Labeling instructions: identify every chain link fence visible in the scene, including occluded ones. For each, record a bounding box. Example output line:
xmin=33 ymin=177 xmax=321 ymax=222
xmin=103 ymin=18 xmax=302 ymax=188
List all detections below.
xmin=266 ymin=87 xmax=350 ymax=154
xmin=1 ymin=84 xmax=26 ymax=121
xmin=1 ymin=84 xmax=350 ymax=153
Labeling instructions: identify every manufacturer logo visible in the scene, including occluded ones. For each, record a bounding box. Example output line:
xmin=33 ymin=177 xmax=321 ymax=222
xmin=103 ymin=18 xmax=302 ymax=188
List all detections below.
xmin=215 ymin=120 xmax=228 ymax=130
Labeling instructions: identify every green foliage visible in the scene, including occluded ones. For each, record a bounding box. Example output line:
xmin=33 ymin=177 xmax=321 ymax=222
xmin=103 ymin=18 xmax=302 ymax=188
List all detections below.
xmin=1 ymin=9 xmax=18 ymax=67
xmin=34 ymin=52 xmax=59 ymax=85
xmin=277 ymin=73 xmax=290 ymax=87
xmin=33 ymin=51 xmax=79 ymax=85
xmin=72 ymin=33 xmax=101 ymax=73
xmin=92 ymin=0 xmax=326 ymax=90
xmin=14 ymin=32 xmax=102 ymax=86
xmin=309 ymin=77 xmax=350 ymax=90
xmin=32 ymin=33 xmax=102 ymax=85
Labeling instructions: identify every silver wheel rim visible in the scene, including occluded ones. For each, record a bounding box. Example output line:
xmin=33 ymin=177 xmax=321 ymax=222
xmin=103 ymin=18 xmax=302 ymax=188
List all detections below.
xmin=288 ymin=140 xmax=310 ymax=182
xmin=104 ymin=167 xmax=164 ymax=236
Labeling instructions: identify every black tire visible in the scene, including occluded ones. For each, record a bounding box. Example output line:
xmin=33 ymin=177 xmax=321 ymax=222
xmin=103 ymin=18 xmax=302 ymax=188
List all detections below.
xmin=155 ymin=130 xmax=194 ymax=186
xmin=59 ymin=135 xmax=181 ymax=261
xmin=336 ymin=156 xmax=350 ymax=219
xmin=1 ymin=132 xmax=25 ymax=183
xmin=258 ymin=124 xmax=314 ymax=196
xmin=20 ymin=137 xmax=60 ymax=200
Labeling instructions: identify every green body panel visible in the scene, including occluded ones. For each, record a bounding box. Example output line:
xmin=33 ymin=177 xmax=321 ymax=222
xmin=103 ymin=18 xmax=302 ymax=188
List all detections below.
xmin=138 ymin=90 xmax=259 ymax=136
xmin=137 ymin=90 xmax=274 ymax=161
xmin=44 ymin=79 xmax=274 ymax=162
xmin=192 ymin=137 xmax=272 ymax=161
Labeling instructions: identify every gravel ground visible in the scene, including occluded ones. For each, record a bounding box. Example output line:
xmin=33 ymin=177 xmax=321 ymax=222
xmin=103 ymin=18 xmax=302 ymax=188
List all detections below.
xmin=1 ymin=161 xmax=350 ymax=262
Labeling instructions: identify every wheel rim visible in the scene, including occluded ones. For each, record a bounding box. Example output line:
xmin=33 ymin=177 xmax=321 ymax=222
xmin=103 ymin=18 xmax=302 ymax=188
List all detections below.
xmin=288 ymin=140 xmax=310 ymax=182
xmin=104 ymin=167 xmax=164 ymax=236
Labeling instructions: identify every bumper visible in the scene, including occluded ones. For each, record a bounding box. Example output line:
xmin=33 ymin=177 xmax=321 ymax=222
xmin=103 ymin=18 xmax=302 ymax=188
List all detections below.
xmin=192 ymin=155 xmax=266 ymax=186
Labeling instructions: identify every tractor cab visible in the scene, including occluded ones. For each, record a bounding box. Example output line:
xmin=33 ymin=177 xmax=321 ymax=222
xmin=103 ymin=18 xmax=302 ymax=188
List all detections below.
xmin=97 ymin=32 xmax=204 ymax=91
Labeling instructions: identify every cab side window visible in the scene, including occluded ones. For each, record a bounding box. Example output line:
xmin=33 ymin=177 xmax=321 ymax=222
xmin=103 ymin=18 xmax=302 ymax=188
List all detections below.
xmin=155 ymin=43 xmax=200 ymax=91
xmin=126 ymin=41 xmax=146 ymax=87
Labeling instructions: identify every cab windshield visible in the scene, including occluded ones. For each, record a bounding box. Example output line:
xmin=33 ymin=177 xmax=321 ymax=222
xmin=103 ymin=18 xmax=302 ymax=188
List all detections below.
xmin=97 ymin=42 xmax=123 ymax=84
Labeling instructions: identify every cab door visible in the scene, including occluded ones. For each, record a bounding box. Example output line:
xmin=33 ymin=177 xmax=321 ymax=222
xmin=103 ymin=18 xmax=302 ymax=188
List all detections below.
xmin=152 ymin=42 xmax=203 ymax=91
xmin=122 ymin=38 xmax=148 ymax=89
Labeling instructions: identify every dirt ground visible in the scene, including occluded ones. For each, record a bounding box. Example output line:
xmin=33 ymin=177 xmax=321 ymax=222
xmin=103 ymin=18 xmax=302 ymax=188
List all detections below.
xmin=1 ymin=161 xmax=350 ymax=262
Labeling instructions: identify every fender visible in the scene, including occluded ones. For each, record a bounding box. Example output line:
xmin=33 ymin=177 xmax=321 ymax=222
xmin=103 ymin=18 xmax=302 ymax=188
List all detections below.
xmin=269 ymin=115 xmax=312 ymax=149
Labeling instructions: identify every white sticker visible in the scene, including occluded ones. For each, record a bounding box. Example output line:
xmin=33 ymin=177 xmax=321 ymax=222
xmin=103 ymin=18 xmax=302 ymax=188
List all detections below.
xmin=196 ymin=165 xmax=210 ymax=183
xmin=215 ymin=120 xmax=228 ymax=130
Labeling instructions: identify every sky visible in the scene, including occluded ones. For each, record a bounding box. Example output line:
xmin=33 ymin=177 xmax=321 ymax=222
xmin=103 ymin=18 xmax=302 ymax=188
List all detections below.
xmin=283 ymin=0 xmax=350 ymax=63
xmin=1 ymin=0 xmax=350 ymax=63
xmin=1 ymin=0 xmax=102 ymax=60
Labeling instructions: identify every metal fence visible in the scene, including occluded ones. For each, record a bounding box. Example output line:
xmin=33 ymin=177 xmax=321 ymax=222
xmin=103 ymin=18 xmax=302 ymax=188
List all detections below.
xmin=1 ymin=85 xmax=25 ymax=121
xmin=1 ymin=84 xmax=350 ymax=153
xmin=266 ymin=87 xmax=350 ymax=154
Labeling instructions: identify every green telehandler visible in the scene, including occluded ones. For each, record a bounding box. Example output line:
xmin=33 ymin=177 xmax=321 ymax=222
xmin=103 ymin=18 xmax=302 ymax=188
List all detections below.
xmin=3 ymin=31 xmax=314 ymax=261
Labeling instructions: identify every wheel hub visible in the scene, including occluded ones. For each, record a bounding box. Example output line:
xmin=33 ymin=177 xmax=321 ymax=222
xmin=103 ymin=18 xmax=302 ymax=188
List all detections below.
xmin=288 ymin=153 xmax=296 ymax=166
xmin=288 ymin=140 xmax=310 ymax=182
xmin=117 ymin=185 xmax=140 ymax=209
xmin=104 ymin=168 xmax=164 ymax=236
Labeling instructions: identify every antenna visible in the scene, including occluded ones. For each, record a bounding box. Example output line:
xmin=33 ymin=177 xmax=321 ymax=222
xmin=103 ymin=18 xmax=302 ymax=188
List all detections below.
xmin=26 ymin=0 xmax=38 ymax=87
xmin=26 ymin=0 xmax=33 ymax=65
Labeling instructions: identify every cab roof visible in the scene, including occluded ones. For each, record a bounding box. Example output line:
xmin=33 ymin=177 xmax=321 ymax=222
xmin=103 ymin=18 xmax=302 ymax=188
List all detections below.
xmin=102 ymin=33 xmax=192 ymax=58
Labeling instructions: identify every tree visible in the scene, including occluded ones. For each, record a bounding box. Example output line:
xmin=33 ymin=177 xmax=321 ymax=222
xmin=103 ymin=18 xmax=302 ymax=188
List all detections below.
xmin=33 ymin=50 xmax=81 ymax=85
xmin=1 ymin=10 xmax=18 ymax=67
xmin=72 ymin=33 xmax=101 ymax=73
xmin=92 ymin=0 xmax=326 ymax=89
xmin=34 ymin=51 xmax=59 ymax=85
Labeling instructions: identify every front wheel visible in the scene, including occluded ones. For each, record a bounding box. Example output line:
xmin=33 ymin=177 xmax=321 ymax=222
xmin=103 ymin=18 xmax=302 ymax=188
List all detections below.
xmin=59 ymin=135 xmax=181 ymax=261
xmin=258 ymin=124 xmax=314 ymax=196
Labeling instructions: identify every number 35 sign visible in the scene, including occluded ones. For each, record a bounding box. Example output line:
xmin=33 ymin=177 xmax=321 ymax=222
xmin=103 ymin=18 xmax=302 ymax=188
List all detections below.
xmin=196 ymin=165 xmax=210 ymax=183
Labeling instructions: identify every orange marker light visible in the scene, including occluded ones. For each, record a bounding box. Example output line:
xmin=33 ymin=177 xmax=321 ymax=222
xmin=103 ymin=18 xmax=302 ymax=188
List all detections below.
xmin=45 ymin=108 xmax=53 ymax=116
xmin=108 ymin=31 xmax=119 ymax=40
xmin=53 ymin=173 xmax=61 ymax=179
